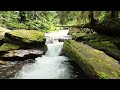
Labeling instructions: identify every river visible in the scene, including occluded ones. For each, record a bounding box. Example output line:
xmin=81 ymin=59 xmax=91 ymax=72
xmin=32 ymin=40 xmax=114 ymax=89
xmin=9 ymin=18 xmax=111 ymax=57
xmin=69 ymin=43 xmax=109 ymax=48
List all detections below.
xmin=13 ymin=30 xmax=89 ymax=79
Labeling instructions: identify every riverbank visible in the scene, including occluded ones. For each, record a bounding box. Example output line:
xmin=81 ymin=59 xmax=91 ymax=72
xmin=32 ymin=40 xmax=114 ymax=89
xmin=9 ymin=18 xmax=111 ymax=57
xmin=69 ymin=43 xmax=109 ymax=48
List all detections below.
xmin=13 ymin=30 xmax=88 ymax=79
xmin=0 ymin=28 xmax=47 ymax=61
xmin=62 ymin=28 xmax=120 ymax=79
xmin=0 ymin=27 xmax=48 ymax=78
xmin=68 ymin=28 xmax=120 ymax=61
xmin=0 ymin=29 xmax=88 ymax=79
xmin=63 ymin=40 xmax=120 ymax=79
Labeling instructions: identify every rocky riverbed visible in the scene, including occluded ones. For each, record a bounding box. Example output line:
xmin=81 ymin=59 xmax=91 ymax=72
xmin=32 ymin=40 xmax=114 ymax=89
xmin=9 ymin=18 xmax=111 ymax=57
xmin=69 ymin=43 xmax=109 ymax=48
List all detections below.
xmin=0 ymin=27 xmax=48 ymax=78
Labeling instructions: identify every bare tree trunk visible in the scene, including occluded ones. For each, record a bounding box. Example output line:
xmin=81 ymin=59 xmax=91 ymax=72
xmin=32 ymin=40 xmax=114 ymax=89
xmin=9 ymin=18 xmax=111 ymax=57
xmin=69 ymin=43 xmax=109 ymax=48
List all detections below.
xmin=19 ymin=11 xmax=26 ymax=23
xmin=88 ymin=11 xmax=94 ymax=22
xmin=88 ymin=11 xmax=98 ymax=25
xmin=110 ymin=11 xmax=118 ymax=19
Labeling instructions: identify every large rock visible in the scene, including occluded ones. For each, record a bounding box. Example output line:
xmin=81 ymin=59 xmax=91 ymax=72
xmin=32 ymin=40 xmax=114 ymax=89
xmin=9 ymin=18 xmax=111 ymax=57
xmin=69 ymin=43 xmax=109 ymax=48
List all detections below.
xmin=0 ymin=43 xmax=20 ymax=58
xmin=1 ymin=49 xmax=44 ymax=61
xmin=0 ymin=61 xmax=29 ymax=79
xmin=63 ymin=40 xmax=120 ymax=79
xmin=0 ymin=60 xmax=7 ymax=65
xmin=0 ymin=42 xmax=47 ymax=54
xmin=0 ymin=27 xmax=11 ymax=45
xmin=5 ymin=30 xmax=46 ymax=48
xmin=0 ymin=43 xmax=20 ymax=52
xmin=0 ymin=29 xmax=48 ymax=61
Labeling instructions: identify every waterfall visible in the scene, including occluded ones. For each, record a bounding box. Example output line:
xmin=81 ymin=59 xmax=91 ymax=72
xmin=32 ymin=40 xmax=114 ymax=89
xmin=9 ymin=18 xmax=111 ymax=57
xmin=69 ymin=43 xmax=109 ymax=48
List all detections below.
xmin=13 ymin=30 xmax=88 ymax=79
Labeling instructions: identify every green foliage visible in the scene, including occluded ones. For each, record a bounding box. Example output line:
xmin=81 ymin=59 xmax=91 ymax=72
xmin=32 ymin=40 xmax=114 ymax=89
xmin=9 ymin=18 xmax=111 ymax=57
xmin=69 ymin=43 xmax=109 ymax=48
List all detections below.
xmin=6 ymin=22 xmax=28 ymax=29
xmin=1 ymin=11 xmax=120 ymax=32
xmin=0 ymin=11 xmax=60 ymax=32
xmin=96 ymin=11 xmax=107 ymax=22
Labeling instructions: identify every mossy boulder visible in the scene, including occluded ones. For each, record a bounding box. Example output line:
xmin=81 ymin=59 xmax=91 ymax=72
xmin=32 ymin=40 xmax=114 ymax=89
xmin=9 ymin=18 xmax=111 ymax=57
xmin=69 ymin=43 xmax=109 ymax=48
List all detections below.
xmin=0 ymin=27 xmax=11 ymax=45
xmin=1 ymin=49 xmax=44 ymax=61
xmin=0 ymin=43 xmax=47 ymax=61
xmin=0 ymin=32 xmax=5 ymax=41
xmin=0 ymin=43 xmax=20 ymax=52
xmin=68 ymin=28 xmax=80 ymax=35
xmin=5 ymin=30 xmax=46 ymax=48
xmin=0 ymin=60 xmax=7 ymax=65
xmin=72 ymin=32 xmax=88 ymax=41
xmin=63 ymin=40 xmax=120 ymax=79
xmin=0 ymin=27 xmax=11 ymax=40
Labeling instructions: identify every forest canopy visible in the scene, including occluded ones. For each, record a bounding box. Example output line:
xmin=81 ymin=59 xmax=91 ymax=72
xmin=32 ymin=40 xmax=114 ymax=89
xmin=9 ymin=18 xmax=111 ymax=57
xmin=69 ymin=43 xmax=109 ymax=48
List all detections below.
xmin=1 ymin=11 xmax=120 ymax=79
xmin=0 ymin=11 xmax=120 ymax=33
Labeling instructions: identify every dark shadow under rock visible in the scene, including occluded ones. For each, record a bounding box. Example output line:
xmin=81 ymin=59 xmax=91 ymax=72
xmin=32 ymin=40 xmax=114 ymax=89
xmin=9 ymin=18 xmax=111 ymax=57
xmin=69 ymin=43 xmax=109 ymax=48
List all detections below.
xmin=0 ymin=40 xmax=4 ymax=46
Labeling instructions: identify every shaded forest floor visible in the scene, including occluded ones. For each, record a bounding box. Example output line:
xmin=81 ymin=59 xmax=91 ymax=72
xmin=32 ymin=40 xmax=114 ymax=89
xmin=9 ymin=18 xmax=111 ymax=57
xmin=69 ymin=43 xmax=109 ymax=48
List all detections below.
xmin=82 ymin=18 xmax=120 ymax=37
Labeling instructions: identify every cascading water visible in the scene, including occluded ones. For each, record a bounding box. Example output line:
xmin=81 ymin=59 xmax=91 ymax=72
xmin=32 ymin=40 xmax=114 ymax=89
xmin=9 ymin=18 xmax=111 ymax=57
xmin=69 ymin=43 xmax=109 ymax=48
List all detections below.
xmin=14 ymin=30 xmax=88 ymax=79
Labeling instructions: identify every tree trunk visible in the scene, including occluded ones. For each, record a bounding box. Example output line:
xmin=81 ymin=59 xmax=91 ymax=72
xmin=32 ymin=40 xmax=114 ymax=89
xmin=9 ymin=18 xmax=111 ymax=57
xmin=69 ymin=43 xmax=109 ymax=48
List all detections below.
xmin=88 ymin=11 xmax=94 ymax=22
xmin=19 ymin=11 xmax=26 ymax=23
xmin=88 ymin=11 xmax=98 ymax=25
xmin=63 ymin=40 xmax=120 ymax=79
xmin=110 ymin=11 xmax=118 ymax=19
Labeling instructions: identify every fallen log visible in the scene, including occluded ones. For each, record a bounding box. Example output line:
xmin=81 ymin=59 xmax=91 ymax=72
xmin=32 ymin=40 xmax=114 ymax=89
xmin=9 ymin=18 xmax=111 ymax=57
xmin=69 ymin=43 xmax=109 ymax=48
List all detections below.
xmin=63 ymin=40 xmax=120 ymax=79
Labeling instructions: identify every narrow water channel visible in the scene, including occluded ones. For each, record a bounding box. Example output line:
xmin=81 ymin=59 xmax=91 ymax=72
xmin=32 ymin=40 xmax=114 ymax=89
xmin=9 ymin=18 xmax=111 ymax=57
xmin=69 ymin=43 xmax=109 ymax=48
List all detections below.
xmin=14 ymin=30 xmax=89 ymax=79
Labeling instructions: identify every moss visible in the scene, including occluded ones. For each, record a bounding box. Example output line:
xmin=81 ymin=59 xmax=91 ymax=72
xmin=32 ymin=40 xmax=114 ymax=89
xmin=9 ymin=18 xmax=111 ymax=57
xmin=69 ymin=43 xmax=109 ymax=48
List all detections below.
xmin=68 ymin=28 xmax=80 ymax=35
xmin=0 ymin=60 xmax=7 ymax=65
xmin=63 ymin=40 xmax=120 ymax=79
xmin=0 ymin=32 xmax=5 ymax=40
xmin=8 ymin=30 xmax=45 ymax=43
xmin=97 ymin=72 xmax=112 ymax=79
xmin=0 ymin=27 xmax=11 ymax=32
xmin=88 ymin=40 xmax=120 ymax=61
xmin=71 ymin=32 xmax=120 ymax=61
xmin=0 ymin=43 xmax=20 ymax=51
xmin=4 ymin=30 xmax=46 ymax=48
xmin=0 ymin=27 xmax=11 ymax=40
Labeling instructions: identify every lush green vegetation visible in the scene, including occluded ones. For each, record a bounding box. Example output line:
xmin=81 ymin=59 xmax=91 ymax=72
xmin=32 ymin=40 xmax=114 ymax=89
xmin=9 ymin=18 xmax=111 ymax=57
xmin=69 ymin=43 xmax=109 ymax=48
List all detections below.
xmin=71 ymin=31 xmax=120 ymax=60
xmin=1 ymin=11 xmax=120 ymax=79
xmin=0 ymin=11 xmax=111 ymax=29
xmin=1 ymin=11 xmax=120 ymax=32
xmin=0 ymin=11 xmax=60 ymax=32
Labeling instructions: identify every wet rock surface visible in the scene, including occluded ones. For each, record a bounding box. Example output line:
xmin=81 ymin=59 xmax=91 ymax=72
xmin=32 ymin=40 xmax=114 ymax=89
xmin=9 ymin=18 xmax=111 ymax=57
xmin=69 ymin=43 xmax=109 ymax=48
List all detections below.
xmin=0 ymin=60 xmax=35 ymax=79
xmin=0 ymin=28 xmax=48 ymax=78
xmin=1 ymin=49 xmax=44 ymax=61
